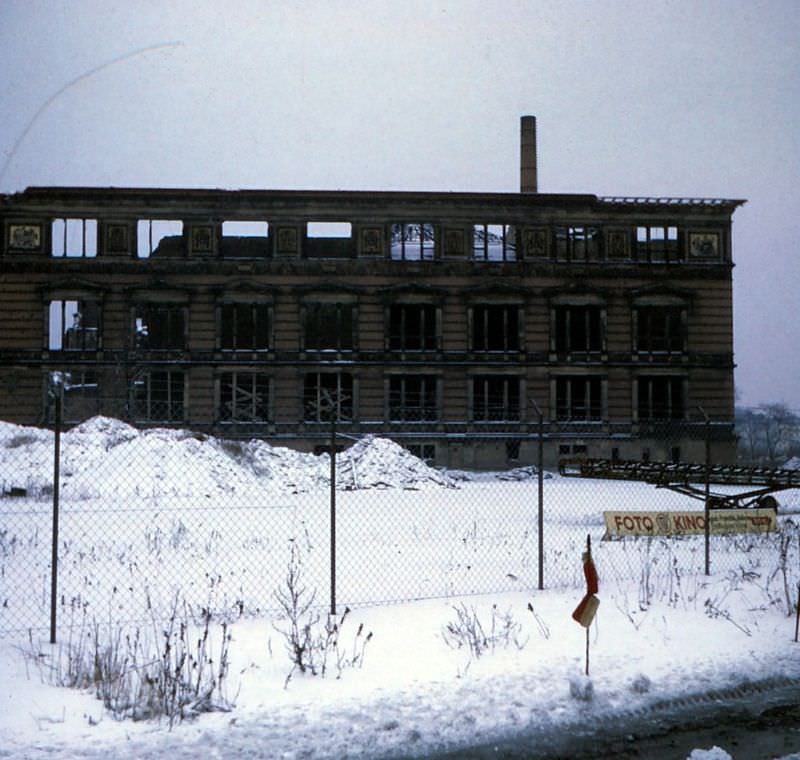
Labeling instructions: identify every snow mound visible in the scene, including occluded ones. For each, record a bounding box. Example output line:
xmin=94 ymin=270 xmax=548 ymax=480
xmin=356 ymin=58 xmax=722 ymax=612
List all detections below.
xmin=0 ymin=418 xmax=457 ymax=499
xmin=784 ymin=456 xmax=800 ymax=470
xmin=336 ymin=435 xmax=456 ymax=490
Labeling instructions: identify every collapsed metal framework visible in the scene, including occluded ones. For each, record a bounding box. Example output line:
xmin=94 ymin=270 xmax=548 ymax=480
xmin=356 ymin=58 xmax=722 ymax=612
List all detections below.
xmin=558 ymin=458 xmax=800 ymax=509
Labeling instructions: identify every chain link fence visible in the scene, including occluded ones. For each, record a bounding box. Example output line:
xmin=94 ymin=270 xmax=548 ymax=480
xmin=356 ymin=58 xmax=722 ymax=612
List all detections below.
xmin=1 ymin=410 xmax=799 ymax=637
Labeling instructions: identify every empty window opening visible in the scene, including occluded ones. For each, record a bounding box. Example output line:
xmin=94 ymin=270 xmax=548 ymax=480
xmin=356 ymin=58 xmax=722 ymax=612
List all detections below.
xmin=638 ymin=376 xmax=685 ymax=420
xmin=306 ymin=222 xmax=352 ymax=238
xmin=635 ymin=306 xmax=684 ymax=353
xmin=51 ymin=218 xmax=97 ymax=258
xmin=390 ymin=223 xmax=435 ymax=261
xmin=472 ymin=376 xmax=520 ymax=421
xmin=137 ymin=220 xmax=184 ymax=258
xmin=636 ymin=226 xmax=679 ymax=262
xmin=473 ymin=224 xmax=517 ymax=261
xmin=134 ymin=304 xmax=186 ymax=350
xmin=389 ymin=375 xmax=438 ymax=421
xmin=49 ymin=299 xmax=100 ymax=350
xmin=131 ymin=370 xmax=185 ymax=421
xmin=554 ymin=305 xmax=603 ymax=354
xmin=304 ymin=303 xmax=354 ymax=351
xmin=506 ymin=440 xmax=521 ymax=461
xmin=555 ymin=226 xmax=600 ymax=261
xmin=221 ymin=221 xmax=269 ymax=258
xmin=389 ymin=304 xmax=437 ymax=351
xmin=219 ymin=303 xmax=270 ymax=351
xmin=556 ymin=376 xmax=603 ymax=421
xmin=219 ymin=372 xmax=270 ymax=423
xmin=304 ymin=373 xmax=353 ymax=422
xmin=472 ymin=305 xmax=520 ymax=352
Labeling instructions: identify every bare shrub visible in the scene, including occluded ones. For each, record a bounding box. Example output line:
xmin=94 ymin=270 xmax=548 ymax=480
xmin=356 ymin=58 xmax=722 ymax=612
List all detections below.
xmin=442 ymin=603 xmax=526 ymax=662
xmin=273 ymin=543 xmax=372 ymax=686
xmin=23 ymin=595 xmax=234 ymax=727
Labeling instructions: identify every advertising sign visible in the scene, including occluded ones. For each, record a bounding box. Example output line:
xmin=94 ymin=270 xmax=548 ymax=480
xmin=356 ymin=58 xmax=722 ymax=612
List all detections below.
xmin=603 ymin=508 xmax=777 ymax=538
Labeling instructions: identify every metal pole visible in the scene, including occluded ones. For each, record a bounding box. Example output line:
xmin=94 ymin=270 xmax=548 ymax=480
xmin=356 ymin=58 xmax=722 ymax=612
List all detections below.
xmin=330 ymin=413 xmax=337 ymax=616
xmin=531 ymin=400 xmax=545 ymax=590
xmin=698 ymin=406 xmax=711 ymax=576
xmin=50 ymin=389 xmax=62 ymax=644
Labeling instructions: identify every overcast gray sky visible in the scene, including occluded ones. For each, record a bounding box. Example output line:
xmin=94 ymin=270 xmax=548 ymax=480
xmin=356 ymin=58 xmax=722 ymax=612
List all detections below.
xmin=1 ymin=0 xmax=797 ymax=408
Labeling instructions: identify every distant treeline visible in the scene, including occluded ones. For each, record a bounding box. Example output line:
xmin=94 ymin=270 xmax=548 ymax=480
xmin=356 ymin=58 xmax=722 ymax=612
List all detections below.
xmin=736 ymin=404 xmax=800 ymax=467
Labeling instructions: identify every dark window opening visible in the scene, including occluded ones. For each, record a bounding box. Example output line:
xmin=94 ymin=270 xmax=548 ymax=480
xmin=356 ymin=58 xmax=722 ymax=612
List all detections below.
xmin=638 ymin=376 xmax=685 ymax=420
xmin=49 ymin=299 xmax=100 ymax=350
xmin=472 ymin=376 xmax=520 ymax=421
xmin=134 ymin=304 xmax=187 ymax=350
xmin=554 ymin=226 xmax=600 ymax=261
xmin=671 ymin=446 xmax=681 ymax=463
xmin=473 ymin=224 xmax=517 ymax=261
xmin=556 ymin=376 xmax=603 ymax=421
xmin=221 ymin=221 xmax=270 ymax=258
xmin=219 ymin=372 xmax=270 ymax=423
xmin=389 ymin=375 xmax=438 ymax=421
xmin=473 ymin=305 xmax=520 ymax=352
xmin=389 ymin=304 xmax=437 ymax=351
xmin=506 ymin=440 xmax=521 ymax=461
xmin=636 ymin=306 xmax=684 ymax=353
xmin=407 ymin=443 xmax=436 ymax=463
xmin=304 ymin=373 xmax=353 ymax=422
xmin=304 ymin=222 xmax=354 ymax=259
xmin=390 ymin=223 xmax=435 ymax=261
xmin=219 ymin=303 xmax=270 ymax=351
xmin=636 ymin=226 xmax=679 ymax=262
xmin=304 ymin=303 xmax=354 ymax=351
xmin=51 ymin=218 xmax=97 ymax=258
xmin=554 ymin=305 xmax=603 ymax=355
xmin=131 ymin=370 xmax=185 ymax=421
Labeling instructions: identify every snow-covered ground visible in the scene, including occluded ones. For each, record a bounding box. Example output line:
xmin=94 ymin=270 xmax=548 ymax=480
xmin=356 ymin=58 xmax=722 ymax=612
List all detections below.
xmin=1 ymin=417 xmax=800 ymax=758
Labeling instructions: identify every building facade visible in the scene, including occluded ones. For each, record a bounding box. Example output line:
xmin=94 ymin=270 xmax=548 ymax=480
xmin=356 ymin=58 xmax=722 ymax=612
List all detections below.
xmin=0 ymin=119 xmax=743 ymax=467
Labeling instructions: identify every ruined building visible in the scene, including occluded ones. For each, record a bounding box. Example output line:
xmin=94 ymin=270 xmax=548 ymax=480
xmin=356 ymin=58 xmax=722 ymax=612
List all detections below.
xmin=0 ymin=117 xmax=743 ymax=467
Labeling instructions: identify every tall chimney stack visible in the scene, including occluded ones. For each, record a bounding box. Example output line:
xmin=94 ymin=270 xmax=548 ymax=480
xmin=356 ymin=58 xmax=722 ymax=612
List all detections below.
xmin=520 ymin=115 xmax=538 ymax=193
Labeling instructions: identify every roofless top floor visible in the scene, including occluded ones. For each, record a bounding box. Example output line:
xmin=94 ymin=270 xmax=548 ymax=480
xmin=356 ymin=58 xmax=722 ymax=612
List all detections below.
xmin=1 ymin=187 xmax=744 ymax=266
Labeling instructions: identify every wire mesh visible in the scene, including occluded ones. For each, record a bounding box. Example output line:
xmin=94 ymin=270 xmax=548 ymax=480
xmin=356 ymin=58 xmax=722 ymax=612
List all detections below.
xmin=1 ymin=414 xmax=798 ymax=636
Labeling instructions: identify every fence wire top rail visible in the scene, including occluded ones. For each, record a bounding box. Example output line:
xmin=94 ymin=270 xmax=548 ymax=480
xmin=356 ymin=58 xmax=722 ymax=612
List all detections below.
xmin=559 ymin=457 xmax=800 ymax=488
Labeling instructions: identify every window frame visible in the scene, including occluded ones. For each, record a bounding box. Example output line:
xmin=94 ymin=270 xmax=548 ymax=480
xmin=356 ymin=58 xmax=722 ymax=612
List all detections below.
xmin=390 ymin=223 xmax=436 ymax=261
xmin=51 ymin=218 xmax=98 ymax=258
xmin=130 ymin=369 xmax=186 ymax=422
xmin=217 ymin=371 xmax=271 ymax=423
xmin=133 ymin=302 xmax=188 ymax=351
xmin=47 ymin=297 xmax=101 ymax=351
xmin=388 ymin=303 xmax=439 ymax=352
xmin=217 ymin=301 xmax=272 ymax=352
xmin=470 ymin=304 xmax=521 ymax=353
xmin=636 ymin=375 xmax=686 ymax=421
xmin=303 ymin=372 xmax=354 ymax=423
xmin=387 ymin=374 xmax=439 ymax=422
xmin=472 ymin=224 xmax=517 ymax=262
xmin=471 ymin=375 xmax=521 ymax=422
xmin=554 ymin=375 xmax=604 ymax=422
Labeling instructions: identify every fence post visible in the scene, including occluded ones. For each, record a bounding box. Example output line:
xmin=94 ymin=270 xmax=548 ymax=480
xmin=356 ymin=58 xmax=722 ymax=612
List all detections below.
xmin=531 ymin=400 xmax=544 ymax=590
xmin=329 ymin=412 xmax=337 ymax=616
xmin=49 ymin=374 xmax=63 ymax=644
xmin=697 ymin=405 xmax=711 ymax=576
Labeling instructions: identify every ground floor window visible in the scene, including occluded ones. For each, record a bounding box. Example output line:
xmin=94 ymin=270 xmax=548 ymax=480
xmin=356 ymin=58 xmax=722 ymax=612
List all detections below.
xmin=47 ymin=370 xmax=100 ymax=423
xmin=637 ymin=376 xmax=685 ymax=420
xmin=555 ymin=376 xmax=603 ymax=421
xmin=130 ymin=369 xmax=185 ymax=421
xmin=218 ymin=372 xmax=270 ymax=423
xmin=388 ymin=375 xmax=438 ymax=421
xmin=472 ymin=376 xmax=520 ymax=421
xmin=303 ymin=373 xmax=353 ymax=422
